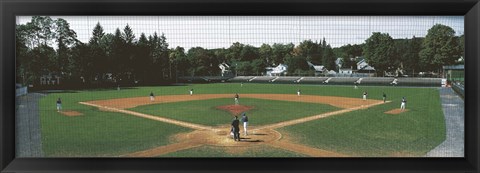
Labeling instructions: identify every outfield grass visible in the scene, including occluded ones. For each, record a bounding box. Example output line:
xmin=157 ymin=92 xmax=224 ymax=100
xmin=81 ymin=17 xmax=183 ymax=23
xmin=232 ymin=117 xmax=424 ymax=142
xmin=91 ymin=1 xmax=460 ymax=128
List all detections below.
xmin=277 ymin=87 xmax=445 ymax=157
xmin=129 ymin=98 xmax=340 ymax=126
xmin=38 ymin=83 xmax=446 ymax=157
xmin=159 ymin=145 xmax=307 ymax=157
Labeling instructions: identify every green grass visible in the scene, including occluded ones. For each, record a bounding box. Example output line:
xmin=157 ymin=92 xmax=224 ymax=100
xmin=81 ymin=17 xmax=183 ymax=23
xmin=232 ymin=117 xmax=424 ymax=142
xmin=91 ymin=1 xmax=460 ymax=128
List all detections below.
xmin=39 ymin=96 xmax=191 ymax=157
xmin=159 ymin=145 xmax=307 ymax=157
xmin=277 ymin=88 xmax=445 ymax=157
xmin=37 ymin=83 xmax=447 ymax=157
xmin=129 ymin=98 xmax=340 ymax=126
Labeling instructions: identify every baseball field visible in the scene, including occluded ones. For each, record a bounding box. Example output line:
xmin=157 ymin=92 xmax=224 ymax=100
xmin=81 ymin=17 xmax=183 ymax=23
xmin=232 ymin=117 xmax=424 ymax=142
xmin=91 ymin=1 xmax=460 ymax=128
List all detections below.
xmin=38 ymin=83 xmax=445 ymax=157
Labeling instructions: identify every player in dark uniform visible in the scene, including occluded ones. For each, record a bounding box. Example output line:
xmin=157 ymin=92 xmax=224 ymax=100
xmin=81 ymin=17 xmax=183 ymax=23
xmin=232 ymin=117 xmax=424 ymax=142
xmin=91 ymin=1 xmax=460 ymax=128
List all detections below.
xmin=150 ymin=92 xmax=155 ymax=102
xmin=231 ymin=116 xmax=241 ymax=141
xmin=383 ymin=92 xmax=387 ymax=103
xmin=56 ymin=98 xmax=62 ymax=112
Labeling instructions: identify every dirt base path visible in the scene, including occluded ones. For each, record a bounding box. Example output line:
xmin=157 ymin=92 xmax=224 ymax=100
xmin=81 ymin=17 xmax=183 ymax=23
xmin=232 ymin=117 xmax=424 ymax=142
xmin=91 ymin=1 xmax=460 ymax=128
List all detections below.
xmin=80 ymin=94 xmax=387 ymax=157
xmin=79 ymin=102 xmax=212 ymax=130
xmin=257 ymin=101 xmax=388 ymax=130
xmin=84 ymin=94 xmax=380 ymax=110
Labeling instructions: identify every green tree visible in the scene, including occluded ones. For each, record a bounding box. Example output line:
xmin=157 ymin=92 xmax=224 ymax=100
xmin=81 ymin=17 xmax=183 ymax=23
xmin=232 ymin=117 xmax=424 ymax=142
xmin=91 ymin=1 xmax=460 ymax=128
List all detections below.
xmin=240 ymin=45 xmax=259 ymax=61
xmin=363 ymin=32 xmax=396 ymax=76
xmin=272 ymin=43 xmax=294 ymax=65
xmin=187 ymin=47 xmax=218 ymax=76
xmin=403 ymin=36 xmax=423 ymax=75
xmin=259 ymin=44 xmax=273 ymax=65
xmin=322 ymin=44 xmax=336 ymax=71
xmin=419 ymin=24 xmax=459 ymax=72
xmin=170 ymin=46 xmax=189 ymax=77
xmin=227 ymin=42 xmax=244 ymax=62
xmin=284 ymin=55 xmax=311 ymax=75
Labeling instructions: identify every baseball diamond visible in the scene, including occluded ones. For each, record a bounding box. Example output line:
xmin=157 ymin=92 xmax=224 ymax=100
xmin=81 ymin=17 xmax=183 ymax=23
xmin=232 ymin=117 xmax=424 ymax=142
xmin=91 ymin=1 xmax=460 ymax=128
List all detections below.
xmin=17 ymin=82 xmax=459 ymax=157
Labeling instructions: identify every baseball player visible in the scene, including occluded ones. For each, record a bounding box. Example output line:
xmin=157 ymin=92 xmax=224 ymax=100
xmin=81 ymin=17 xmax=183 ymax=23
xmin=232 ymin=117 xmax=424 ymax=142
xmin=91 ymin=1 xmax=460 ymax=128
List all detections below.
xmin=117 ymin=85 xmax=120 ymax=91
xmin=401 ymin=97 xmax=407 ymax=111
xmin=363 ymin=91 xmax=368 ymax=101
xmin=382 ymin=92 xmax=387 ymax=103
xmin=150 ymin=92 xmax=155 ymax=102
xmin=231 ymin=116 xmax=241 ymax=141
xmin=241 ymin=112 xmax=249 ymax=136
xmin=241 ymin=82 xmax=243 ymax=87
xmin=234 ymin=93 xmax=239 ymax=105
xmin=189 ymin=88 xmax=194 ymax=96
xmin=297 ymin=89 xmax=301 ymax=96
xmin=56 ymin=98 xmax=62 ymax=112
xmin=354 ymin=82 xmax=359 ymax=89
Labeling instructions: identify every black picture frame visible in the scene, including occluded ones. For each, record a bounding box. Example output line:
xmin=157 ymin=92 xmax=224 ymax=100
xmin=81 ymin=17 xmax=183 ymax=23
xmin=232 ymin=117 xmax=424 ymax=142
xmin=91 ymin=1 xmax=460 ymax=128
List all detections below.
xmin=1 ymin=0 xmax=479 ymax=172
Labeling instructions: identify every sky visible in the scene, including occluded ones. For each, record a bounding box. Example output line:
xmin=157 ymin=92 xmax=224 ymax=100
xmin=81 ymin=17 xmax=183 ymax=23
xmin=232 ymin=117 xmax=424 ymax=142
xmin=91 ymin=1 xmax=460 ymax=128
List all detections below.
xmin=17 ymin=16 xmax=464 ymax=50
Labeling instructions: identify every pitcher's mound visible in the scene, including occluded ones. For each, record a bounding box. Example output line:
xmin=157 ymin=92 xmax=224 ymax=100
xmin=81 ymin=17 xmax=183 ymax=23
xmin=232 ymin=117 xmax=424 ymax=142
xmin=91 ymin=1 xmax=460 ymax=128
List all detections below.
xmin=216 ymin=105 xmax=254 ymax=115
xmin=384 ymin=109 xmax=408 ymax=114
xmin=60 ymin=111 xmax=83 ymax=116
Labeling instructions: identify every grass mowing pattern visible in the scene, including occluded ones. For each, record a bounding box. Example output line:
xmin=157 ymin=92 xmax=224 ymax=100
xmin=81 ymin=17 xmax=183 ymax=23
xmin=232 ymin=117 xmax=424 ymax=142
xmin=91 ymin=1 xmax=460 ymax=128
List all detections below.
xmin=38 ymin=83 xmax=446 ymax=157
xmin=277 ymin=88 xmax=446 ymax=156
xmin=159 ymin=145 xmax=307 ymax=157
xmin=129 ymin=98 xmax=340 ymax=126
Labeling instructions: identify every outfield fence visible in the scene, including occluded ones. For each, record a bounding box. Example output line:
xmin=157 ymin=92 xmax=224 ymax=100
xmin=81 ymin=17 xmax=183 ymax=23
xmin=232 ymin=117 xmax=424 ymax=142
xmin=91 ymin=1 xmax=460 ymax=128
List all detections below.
xmin=451 ymin=83 xmax=465 ymax=99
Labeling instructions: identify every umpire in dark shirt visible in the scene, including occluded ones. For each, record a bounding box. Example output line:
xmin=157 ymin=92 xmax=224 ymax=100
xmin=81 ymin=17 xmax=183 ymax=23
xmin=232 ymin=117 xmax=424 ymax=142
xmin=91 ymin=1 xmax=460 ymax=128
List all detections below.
xmin=231 ymin=116 xmax=241 ymax=141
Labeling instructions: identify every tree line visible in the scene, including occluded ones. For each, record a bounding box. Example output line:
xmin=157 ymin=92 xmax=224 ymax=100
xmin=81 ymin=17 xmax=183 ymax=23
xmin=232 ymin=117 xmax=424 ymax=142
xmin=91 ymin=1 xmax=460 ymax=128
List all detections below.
xmin=16 ymin=16 xmax=464 ymax=87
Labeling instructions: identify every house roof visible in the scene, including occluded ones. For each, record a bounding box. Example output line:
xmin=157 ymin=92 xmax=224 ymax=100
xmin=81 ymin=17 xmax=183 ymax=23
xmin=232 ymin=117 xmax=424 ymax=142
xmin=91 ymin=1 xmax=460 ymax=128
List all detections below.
xmin=313 ymin=65 xmax=325 ymax=71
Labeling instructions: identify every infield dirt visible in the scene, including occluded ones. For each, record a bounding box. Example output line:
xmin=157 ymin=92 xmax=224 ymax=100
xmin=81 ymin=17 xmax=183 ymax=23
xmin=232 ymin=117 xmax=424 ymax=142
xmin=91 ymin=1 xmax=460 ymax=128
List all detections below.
xmin=81 ymin=94 xmax=386 ymax=157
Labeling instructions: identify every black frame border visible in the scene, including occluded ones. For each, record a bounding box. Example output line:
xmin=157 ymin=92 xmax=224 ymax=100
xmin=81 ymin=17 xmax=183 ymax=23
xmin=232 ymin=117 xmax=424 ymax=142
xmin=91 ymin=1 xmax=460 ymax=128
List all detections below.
xmin=1 ymin=0 xmax=479 ymax=172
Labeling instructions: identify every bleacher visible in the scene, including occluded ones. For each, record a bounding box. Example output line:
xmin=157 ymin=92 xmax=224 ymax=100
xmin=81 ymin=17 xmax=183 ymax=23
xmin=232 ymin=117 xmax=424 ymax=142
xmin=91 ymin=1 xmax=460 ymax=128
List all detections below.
xmin=297 ymin=77 xmax=329 ymax=84
xmin=228 ymin=76 xmax=255 ymax=82
xmin=326 ymin=77 xmax=359 ymax=85
xmin=249 ymin=76 xmax=277 ymax=83
xmin=178 ymin=76 xmax=233 ymax=83
xmin=360 ymin=77 xmax=395 ymax=86
xmin=396 ymin=78 xmax=442 ymax=87
xmin=273 ymin=77 xmax=302 ymax=84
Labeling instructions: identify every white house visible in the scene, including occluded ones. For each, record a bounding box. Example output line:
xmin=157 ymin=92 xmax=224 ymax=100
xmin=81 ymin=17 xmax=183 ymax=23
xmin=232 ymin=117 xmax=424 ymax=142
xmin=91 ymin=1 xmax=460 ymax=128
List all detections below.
xmin=356 ymin=59 xmax=375 ymax=72
xmin=218 ymin=63 xmax=232 ymax=77
xmin=327 ymin=70 xmax=337 ymax=75
xmin=335 ymin=58 xmax=343 ymax=69
xmin=339 ymin=68 xmax=353 ymax=75
xmin=307 ymin=61 xmax=328 ymax=76
xmin=266 ymin=64 xmax=288 ymax=76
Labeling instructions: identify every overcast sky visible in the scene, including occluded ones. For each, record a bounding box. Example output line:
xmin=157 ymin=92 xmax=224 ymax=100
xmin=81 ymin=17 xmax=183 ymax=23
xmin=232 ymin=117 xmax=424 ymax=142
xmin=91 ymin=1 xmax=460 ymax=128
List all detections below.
xmin=17 ymin=16 xmax=463 ymax=50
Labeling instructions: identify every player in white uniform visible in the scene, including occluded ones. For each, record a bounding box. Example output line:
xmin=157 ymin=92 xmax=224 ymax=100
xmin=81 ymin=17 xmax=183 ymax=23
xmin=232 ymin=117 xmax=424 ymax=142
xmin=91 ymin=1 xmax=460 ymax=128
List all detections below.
xmin=363 ymin=91 xmax=367 ymax=100
xmin=189 ymin=88 xmax=193 ymax=96
xmin=401 ymin=97 xmax=407 ymax=110
xmin=241 ymin=112 xmax=249 ymax=136
xmin=234 ymin=93 xmax=239 ymax=105
xmin=297 ymin=89 xmax=301 ymax=96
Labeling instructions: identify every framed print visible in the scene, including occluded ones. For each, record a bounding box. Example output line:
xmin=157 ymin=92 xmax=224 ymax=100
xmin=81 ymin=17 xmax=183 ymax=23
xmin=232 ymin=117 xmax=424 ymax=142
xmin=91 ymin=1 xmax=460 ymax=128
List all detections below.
xmin=1 ymin=0 xmax=479 ymax=172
